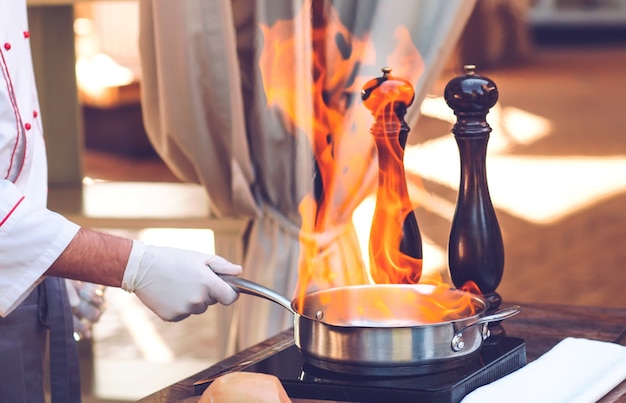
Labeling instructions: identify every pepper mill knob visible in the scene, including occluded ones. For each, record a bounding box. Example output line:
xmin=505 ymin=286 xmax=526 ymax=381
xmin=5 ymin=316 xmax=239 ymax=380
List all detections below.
xmin=444 ymin=64 xmax=498 ymax=115
xmin=362 ymin=67 xmax=415 ymax=148
xmin=361 ymin=67 xmax=415 ymax=116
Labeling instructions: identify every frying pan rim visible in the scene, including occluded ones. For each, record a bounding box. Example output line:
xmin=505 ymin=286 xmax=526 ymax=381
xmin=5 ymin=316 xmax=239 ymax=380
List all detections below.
xmin=291 ymin=283 xmax=489 ymax=328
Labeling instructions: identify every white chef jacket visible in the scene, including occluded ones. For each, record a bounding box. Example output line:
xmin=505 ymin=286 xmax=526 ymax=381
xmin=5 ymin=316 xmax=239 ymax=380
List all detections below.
xmin=0 ymin=0 xmax=80 ymax=317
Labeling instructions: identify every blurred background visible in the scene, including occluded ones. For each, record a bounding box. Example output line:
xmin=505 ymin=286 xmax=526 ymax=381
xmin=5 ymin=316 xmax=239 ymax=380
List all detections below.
xmin=26 ymin=0 xmax=626 ymax=401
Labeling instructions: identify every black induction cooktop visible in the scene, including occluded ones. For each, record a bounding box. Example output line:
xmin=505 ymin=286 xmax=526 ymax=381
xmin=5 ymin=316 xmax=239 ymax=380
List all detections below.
xmin=195 ymin=336 xmax=526 ymax=403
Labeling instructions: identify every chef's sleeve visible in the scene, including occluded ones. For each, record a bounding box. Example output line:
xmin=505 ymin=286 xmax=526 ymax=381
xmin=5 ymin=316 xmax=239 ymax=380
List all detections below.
xmin=0 ymin=179 xmax=80 ymax=317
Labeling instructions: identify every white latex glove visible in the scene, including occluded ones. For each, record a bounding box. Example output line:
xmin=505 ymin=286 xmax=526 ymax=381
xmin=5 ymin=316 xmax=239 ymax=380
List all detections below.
xmin=65 ymin=279 xmax=106 ymax=340
xmin=121 ymin=240 xmax=242 ymax=322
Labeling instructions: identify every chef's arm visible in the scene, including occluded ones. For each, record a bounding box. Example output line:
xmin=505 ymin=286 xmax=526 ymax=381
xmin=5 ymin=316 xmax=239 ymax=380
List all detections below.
xmin=46 ymin=227 xmax=242 ymax=322
xmin=47 ymin=227 xmax=131 ymax=287
xmin=1 ymin=179 xmax=241 ymax=321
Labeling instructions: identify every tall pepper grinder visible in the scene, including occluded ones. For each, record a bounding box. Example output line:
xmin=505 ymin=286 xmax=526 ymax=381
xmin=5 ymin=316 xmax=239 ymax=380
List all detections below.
xmin=361 ymin=67 xmax=423 ymax=284
xmin=444 ymin=65 xmax=505 ymax=333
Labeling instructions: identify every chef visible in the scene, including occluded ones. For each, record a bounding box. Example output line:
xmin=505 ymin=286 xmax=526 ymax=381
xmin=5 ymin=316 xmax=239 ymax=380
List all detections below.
xmin=0 ymin=1 xmax=242 ymax=401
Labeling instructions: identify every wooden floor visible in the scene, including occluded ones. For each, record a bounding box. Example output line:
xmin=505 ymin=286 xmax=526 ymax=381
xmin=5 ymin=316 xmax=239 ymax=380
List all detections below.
xmin=75 ymin=43 xmax=626 ymax=401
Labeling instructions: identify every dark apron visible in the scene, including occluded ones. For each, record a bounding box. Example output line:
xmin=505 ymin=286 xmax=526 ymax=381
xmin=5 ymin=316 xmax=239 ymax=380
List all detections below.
xmin=0 ymin=277 xmax=81 ymax=402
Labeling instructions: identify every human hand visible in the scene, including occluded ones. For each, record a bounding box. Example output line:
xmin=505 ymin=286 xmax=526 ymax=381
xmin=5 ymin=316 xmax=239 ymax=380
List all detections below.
xmin=121 ymin=241 xmax=242 ymax=321
xmin=65 ymin=280 xmax=106 ymax=340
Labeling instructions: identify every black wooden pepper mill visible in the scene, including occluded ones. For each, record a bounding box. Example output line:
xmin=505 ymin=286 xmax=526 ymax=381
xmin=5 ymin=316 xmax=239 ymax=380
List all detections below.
xmin=361 ymin=67 xmax=423 ymax=284
xmin=444 ymin=65 xmax=505 ymax=334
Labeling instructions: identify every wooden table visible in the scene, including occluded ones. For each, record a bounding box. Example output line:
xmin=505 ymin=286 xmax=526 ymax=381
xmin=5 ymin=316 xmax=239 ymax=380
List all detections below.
xmin=139 ymin=303 xmax=626 ymax=402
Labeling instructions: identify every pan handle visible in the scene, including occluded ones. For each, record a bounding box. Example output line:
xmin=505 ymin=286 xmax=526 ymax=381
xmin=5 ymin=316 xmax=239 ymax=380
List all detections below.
xmin=218 ymin=274 xmax=296 ymax=315
xmin=451 ymin=305 xmax=521 ymax=352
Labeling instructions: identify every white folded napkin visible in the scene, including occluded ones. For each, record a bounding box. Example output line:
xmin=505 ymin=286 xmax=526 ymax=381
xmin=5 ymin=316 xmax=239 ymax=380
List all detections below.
xmin=461 ymin=337 xmax=626 ymax=403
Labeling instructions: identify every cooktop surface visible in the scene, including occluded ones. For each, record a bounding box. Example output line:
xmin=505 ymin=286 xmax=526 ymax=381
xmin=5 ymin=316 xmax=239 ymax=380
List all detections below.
xmin=195 ymin=336 xmax=526 ymax=403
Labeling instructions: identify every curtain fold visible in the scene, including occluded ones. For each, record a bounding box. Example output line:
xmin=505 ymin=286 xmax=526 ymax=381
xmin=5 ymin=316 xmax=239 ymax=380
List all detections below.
xmin=139 ymin=0 xmax=476 ymax=352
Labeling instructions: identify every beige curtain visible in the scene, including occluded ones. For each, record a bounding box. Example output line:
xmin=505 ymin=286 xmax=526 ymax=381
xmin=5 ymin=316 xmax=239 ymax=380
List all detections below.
xmin=138 ymin=0 xmax=476 ymax=354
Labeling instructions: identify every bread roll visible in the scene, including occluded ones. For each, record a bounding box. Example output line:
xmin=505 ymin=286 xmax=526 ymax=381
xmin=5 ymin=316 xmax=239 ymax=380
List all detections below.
xmin=199 ymin=371 xmax=291 ymax=403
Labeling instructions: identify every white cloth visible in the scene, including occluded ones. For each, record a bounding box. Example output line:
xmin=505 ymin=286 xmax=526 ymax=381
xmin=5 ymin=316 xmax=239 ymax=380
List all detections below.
xmin=0 ymin=0 xmax=80 ymax=316
xmin=462 ymin=337 xmax=626 ymax=403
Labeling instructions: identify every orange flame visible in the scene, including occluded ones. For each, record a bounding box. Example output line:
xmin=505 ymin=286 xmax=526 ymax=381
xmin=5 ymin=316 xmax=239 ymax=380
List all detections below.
xmin=259 ymin=2 xmax=380 ymax=298
xmin=259 ymin=2 xmax=480 ymax=322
